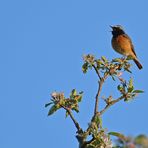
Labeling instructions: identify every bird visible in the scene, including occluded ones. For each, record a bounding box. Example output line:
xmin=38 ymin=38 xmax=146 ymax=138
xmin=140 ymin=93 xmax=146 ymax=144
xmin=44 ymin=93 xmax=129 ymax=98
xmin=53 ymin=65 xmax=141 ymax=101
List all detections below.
xmin=110 ymin=25 xmax=143 ymax=69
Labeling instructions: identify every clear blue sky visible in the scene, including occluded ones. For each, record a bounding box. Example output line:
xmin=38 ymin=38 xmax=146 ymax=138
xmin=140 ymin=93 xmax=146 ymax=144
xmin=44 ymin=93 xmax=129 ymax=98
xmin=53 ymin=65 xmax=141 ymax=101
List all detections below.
xmin=0 ymin=0 xmax=148 ymax=148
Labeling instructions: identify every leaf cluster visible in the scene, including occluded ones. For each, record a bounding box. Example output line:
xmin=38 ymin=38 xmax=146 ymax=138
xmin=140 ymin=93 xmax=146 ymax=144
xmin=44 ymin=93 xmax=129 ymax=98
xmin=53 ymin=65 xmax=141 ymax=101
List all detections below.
xmin=82 ymin=54 xmax=132 ymax=80
xmin=45 ymin=89 xmax=83 ymax=116
xmin=117 ymin=78 xmax=144 ymax=101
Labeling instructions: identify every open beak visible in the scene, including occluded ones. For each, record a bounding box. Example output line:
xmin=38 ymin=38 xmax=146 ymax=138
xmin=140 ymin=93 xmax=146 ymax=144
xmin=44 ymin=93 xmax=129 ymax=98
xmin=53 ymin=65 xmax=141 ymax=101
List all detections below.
xmin=110 ymin=25 xmax=113 ymax=32
xmin=110 ymin=25 xmax=113 ymax=29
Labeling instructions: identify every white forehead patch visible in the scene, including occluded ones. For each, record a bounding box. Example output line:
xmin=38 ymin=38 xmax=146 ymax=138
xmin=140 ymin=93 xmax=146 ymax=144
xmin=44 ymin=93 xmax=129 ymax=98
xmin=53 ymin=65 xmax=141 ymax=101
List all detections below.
xmin=114 ymin=25 xmax=124 ymax=30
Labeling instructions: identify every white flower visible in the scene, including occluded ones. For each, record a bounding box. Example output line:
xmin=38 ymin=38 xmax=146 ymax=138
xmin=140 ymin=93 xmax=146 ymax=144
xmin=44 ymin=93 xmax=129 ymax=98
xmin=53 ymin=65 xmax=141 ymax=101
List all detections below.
xmin=51 ymin=92 xmax=58 ymax=98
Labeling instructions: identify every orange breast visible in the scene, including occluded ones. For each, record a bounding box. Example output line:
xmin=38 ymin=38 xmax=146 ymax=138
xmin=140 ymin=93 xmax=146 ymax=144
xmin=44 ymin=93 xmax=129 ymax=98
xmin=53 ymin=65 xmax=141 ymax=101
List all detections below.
xmin=112 ymin=35 xmax=133 ymax=56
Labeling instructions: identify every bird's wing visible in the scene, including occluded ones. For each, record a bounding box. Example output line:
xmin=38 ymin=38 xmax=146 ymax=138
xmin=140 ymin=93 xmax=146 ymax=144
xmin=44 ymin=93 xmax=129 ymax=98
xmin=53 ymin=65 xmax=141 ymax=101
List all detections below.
xmin=123 ymin=34 xmax=137 ymax=57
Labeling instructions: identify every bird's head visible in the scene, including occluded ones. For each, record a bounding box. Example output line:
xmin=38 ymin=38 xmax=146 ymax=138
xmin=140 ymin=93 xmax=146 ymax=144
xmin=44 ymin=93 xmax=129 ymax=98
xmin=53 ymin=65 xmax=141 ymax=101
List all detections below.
xmin=110 ymin=25 xmax=125 ymax=36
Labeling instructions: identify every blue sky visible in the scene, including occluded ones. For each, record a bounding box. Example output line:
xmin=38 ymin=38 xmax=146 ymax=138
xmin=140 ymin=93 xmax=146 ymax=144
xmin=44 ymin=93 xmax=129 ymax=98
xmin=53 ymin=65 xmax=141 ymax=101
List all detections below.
xmin=0 ymin=0 xmax=148 ymax=148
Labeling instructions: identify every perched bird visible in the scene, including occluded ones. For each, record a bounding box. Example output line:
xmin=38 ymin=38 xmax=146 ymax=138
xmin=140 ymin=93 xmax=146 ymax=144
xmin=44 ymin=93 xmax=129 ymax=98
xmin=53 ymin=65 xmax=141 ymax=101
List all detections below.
xmin=110 ymin=25 xmax=143 ymax=69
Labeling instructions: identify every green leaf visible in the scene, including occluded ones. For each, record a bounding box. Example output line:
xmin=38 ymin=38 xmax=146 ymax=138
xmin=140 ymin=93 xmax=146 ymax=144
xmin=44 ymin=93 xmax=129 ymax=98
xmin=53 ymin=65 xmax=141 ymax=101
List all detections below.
xmin=77 ymin=95 xmax=82 ymax=102
xmin=127 ymin=78 xmax=134 ymax=93
xmin=124 ymin=66 xmax=132 ymax=73
xmin=134 ymin=135 xmax=148 ymax=145
xmin=131 ymin=94 xmax=137 ymax=98
xmin=73 ymin=107 xmax=79 ymax=113
xmin=117 ymin=85 xmax=124 ymax=92
xmin=71 ymin=89 xmax=77 ymax=96
xmin=133 ymin=90 xmax=144 ymax=93
xmin=96 ymin=116 xmax=102 ymax=128
xmin=112 ymin=58 xmax=122 ymax=63
xmin=117 ymin=85 xmax=121 ymax=90
xmin=101 ymin=56 xmax=108 ymax=63
xmin=82 ymin=63 xmax=88 ymax=73
xmin=128 ymin=78 xmax=133 ymax=87
xmin=126 ymin=56 xmax=133 ymax=60
xmin=79 ymin=91 xmax=83 ymax=95
xmin=70 ymin=89 xmax=77 ymax=99
xmin=45 ymin=102 xmax=53 ymax=108
xmin=65 ymin=110 xmax=69 ymax=118
xmin=128 ymin=86 xmax=134 ymax=93
xmin=96 ymin=59 xmax=103 ymax=65
xmin=108 ymin=132 xmax=127 ymax=141
xmin=124 ymin=97 xmax=131 ymax=102
xmin=48 ymin=105 xmax=60 ymax=116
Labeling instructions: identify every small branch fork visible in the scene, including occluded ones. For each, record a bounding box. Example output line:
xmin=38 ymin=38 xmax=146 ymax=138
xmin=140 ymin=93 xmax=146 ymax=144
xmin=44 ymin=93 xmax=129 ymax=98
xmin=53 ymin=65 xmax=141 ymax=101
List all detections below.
xmin=92 ymin=64 xmax=109 ymax=116
xmin=92 ymin=64 xmax=126 ymax=117
xmin=92 ymin=65 xmax=101 ymax=80
xmin=100 ymin=95 xmax=125 ymax=116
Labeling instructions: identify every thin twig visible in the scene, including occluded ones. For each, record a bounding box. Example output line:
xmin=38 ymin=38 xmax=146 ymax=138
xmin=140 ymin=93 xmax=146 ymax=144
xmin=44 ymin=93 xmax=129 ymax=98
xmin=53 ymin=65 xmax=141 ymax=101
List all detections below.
xmin=61 ymin=105 xmax=82 ymax=133
xmin=92 ymin=65 xmax=101 ymax=80
xmin=94 ymin=72 xmax=109 ymax=115
xmin=92 ymin=64 xmax=103 ymax=115
xmin=94 ymin=79 xmax=103 ymax=115
xmin=99 ymin=95 xmax=125 ymax=116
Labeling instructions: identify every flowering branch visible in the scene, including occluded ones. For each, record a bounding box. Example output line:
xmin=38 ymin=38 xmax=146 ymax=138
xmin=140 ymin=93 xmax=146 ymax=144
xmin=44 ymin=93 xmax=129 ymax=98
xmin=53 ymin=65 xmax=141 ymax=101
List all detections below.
xmin=45 ymin=54 xmax=143 ymax=148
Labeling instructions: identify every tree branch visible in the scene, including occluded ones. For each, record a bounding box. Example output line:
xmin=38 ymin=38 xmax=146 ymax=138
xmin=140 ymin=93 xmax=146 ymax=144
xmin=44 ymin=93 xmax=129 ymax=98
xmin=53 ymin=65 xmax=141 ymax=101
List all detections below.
xmin=92 ymin=65 xmax=101 ymax=80
xmin=61 ymin=105 xmax=82 ymax=133
xmin=94 ymin=79 xmax=103 ymax=115
xmin=99 ymin=95 xmax=125 ymax=116
xmin=94 ymin=71 xmax=109 ymax=115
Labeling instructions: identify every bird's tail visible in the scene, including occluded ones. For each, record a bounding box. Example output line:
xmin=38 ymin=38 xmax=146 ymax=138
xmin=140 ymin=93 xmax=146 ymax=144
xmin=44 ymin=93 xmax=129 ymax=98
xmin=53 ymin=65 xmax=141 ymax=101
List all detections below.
xmin=133 ymin=58 xmax=143 ymax=69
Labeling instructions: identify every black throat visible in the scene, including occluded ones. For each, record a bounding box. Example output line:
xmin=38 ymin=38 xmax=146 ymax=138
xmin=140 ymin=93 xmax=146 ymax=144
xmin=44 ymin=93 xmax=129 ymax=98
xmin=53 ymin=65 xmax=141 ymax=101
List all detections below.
xmin=112 ymin=30 xmax=125 ymax=38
